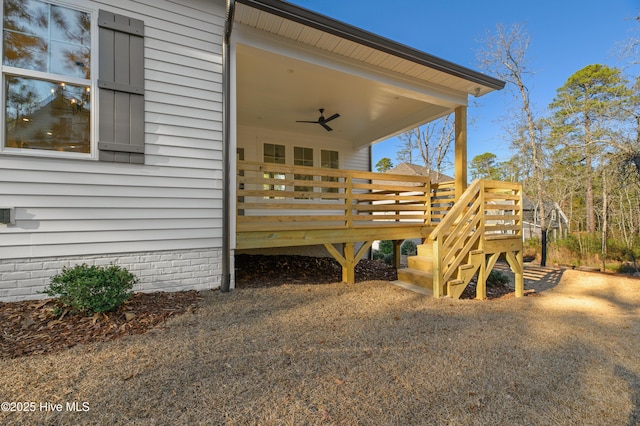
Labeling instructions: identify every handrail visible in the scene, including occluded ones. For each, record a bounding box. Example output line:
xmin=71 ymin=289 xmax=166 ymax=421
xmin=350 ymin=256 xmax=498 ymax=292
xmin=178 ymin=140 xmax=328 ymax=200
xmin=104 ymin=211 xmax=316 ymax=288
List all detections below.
xmin=429 ymin=179 xmax=483 ymax=241
xmin=430 ymin=181 xmax=483 ymax=296
xmin=239 ymin=161 xmax=432 ymax=183
xmin=429 ymin=179 xmax=523 ymax=297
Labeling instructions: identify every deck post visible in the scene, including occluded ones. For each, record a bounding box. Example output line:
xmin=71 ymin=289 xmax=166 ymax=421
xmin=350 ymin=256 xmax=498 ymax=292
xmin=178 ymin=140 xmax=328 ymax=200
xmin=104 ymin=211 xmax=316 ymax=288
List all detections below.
xmin=393 ymin=240 xmax=402 ymax=269
xmin=515 ymin=250 xmax=524 ymax=297
xmin=423 ymin=178 xmax=431 ymax=227
xmin=432 ymin=238 xmax=443 ymax=297
xmin=343 ymin=242 xmax=355 ymax=284
xmin=345 ymin=174 xmax=353 ymax=228
xmin=505 ymin=251 xmax=524 ymax=297
xmin=476 ymin=255 xmax=487 ymax=300
xmin=454 ymin=106 xmax=467 ymax=201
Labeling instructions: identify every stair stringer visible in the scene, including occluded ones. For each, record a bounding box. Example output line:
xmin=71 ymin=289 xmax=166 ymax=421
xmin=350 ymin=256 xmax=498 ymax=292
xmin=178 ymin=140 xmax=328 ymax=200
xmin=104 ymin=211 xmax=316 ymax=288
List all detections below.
xmin=446 ymin=248 xmax=484 ymax=299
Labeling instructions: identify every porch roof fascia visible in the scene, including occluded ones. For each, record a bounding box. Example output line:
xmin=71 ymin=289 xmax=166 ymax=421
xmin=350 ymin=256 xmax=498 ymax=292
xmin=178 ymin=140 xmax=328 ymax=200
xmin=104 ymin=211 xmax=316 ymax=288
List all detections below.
xmin=235 ymin=0 xmax=506 ymax=93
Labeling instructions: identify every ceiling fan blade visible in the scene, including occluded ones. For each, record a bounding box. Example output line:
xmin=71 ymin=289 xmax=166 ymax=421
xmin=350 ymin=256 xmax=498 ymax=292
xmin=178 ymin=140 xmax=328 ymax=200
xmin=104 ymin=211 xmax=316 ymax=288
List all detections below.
xmin=323 ymin=113 xmax=340 ymax=123
xmin=296 ymin=109 xmax=339 ymax=131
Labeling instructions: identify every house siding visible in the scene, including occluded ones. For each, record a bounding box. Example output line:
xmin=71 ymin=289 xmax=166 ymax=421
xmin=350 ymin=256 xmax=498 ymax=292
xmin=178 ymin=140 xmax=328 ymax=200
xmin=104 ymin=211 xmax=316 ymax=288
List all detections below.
xmin=0 ymin=0 xmax=226 ymax=300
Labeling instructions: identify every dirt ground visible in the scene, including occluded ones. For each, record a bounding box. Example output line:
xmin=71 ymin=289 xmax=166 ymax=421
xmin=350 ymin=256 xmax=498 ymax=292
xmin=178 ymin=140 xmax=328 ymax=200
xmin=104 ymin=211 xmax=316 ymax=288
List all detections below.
xmin=1 ymin=265 xmax=639 ymax=425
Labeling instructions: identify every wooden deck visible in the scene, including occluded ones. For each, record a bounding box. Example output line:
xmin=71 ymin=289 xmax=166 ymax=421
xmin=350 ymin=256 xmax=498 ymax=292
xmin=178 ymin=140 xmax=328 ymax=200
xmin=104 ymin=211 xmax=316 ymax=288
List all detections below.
xmin=235 ymin=161 xmax=524 ymax=297
xmin=236 ymin=161 xmax=455 ymax=249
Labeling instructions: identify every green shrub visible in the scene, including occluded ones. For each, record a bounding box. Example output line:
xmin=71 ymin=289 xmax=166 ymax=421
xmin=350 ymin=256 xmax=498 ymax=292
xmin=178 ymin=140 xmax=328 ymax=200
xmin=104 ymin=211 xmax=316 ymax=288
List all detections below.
xmin=44 ymin=263 xmax=137 ymax=314
xmin=487 ymin=270 xmax=510 ymax=288
xmin=401 ymin=240 xmax=417 ymax=256
xmin=372 ymin=249 xmax=383 ymax=260
xmin=606 ymin=240 xmax=640 ymax=263
xmin=372 ymin=250 xmax=393 ymax=265
xmin=549 ymin=233 xmax=640 ymax=268
xmin=378 ymin=240 xmax=393 ymax=255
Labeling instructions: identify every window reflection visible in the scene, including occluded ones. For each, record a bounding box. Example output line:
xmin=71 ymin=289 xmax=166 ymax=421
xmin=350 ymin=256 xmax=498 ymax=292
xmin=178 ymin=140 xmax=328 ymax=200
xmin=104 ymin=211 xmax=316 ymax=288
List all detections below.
xmin=263 ymin=143 xmax=286 ymax=199
xmin=294 ymin=146 xmax=314 ymax=198
xmin=321 ymin=150 xmax=339 ymax=193
xmin=5 ymin=76 xmax=90 ymax=153
xmin=3 ymin=0 xmax=91 ymax=78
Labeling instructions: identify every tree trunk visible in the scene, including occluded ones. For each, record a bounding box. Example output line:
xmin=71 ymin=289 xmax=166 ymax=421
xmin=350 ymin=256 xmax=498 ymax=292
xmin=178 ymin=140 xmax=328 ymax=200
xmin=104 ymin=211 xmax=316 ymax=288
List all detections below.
xmin=601 ymin=170 xmax=608 ymax=271
xmin=586 ymin=155 xmax=595 ymax=233
xmin=518 ymin=79 xmax=547 ymax=266
xmin=541 ymin=229 xmax=547 ymax=267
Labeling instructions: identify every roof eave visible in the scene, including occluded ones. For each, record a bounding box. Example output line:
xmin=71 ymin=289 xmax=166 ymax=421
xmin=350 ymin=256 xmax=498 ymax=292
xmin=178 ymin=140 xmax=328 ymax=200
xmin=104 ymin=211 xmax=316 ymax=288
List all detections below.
xmin=236 ymin=0 xmax=506 ymax=92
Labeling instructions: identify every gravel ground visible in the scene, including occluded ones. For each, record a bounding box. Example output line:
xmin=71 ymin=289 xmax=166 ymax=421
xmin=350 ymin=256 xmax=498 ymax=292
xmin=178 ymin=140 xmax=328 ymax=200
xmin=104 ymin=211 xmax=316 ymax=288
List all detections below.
xmin=1 ymin=267 xmax=639 ymax=425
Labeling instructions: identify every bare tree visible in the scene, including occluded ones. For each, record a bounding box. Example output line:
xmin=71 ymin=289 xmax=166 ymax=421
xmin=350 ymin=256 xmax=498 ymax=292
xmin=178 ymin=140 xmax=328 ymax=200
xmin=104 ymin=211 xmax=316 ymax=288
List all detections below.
xmin=396 ymin=114 xmax=454 ymax=182
xmin=616 ymin=16 xmax=640 ymax=177
xmin=615 ymin=13 xmax=640 ymax=66
xmin=477 ymin=23 xmax=549 ymax=265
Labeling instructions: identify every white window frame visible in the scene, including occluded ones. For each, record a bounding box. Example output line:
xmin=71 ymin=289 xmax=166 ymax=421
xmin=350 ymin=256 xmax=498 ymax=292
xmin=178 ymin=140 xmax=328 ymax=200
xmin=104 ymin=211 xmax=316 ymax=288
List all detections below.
xmin=256 ymin=138 xmax=342 ymax=170
xmin=254 ymin=138 xmax=344 ymax=203
xmin=0 ymin=0 xmax=97 ymax=160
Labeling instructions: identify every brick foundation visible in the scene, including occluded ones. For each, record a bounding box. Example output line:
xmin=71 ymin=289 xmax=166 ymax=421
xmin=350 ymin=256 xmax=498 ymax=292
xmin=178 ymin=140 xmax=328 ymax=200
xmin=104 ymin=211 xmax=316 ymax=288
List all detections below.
xmin=0 ymin=248 xmax=223 ymax=302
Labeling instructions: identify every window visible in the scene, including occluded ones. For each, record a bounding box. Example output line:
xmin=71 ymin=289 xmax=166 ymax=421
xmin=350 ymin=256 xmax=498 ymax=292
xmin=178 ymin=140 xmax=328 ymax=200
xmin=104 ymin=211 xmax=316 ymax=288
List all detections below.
xmin=294 ymin=146 xmax=313 ymax=198
xmin=264 ymin=143 xmax=285 ymax=165
xmin=3 ymin=0 xmax=92 ymax=155
xmin=263 ymin=143 xmax=285 ymax=198
xmin=321 ymin=149 xmax=339 ymax=193
xmin=2 ymin=3 xmax=145 ymax=163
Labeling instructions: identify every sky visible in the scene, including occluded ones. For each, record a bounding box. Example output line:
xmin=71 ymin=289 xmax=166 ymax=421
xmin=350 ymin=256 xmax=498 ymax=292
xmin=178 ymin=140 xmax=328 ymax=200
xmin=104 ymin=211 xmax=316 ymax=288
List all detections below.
xmin=287 ymin=0 xmax=640 ymax=172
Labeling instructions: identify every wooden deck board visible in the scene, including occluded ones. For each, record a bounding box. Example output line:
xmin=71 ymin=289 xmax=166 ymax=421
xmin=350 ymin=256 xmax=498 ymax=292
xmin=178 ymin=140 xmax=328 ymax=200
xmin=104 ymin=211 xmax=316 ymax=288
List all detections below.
xmin=236 ymin=223 xmax=432 ymax=250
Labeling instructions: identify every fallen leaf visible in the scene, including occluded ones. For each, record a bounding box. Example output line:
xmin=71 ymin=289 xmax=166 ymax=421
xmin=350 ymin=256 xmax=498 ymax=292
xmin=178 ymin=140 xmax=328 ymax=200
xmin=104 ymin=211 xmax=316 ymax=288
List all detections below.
xmin=32 ymin=300 xmax=52 ymax=309
xmin=20 ymin=317 xmax=35 ymax=330
xmin=322 ymin=410 xmax=330 ymax=421
xmin=47 ymin=319 xmax=62 ymax=328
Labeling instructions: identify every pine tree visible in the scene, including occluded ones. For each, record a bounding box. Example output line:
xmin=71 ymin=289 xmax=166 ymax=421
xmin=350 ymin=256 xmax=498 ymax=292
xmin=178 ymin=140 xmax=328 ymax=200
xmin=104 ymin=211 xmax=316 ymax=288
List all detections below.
xmin=549 ymin=64 xmax=630 ymax=233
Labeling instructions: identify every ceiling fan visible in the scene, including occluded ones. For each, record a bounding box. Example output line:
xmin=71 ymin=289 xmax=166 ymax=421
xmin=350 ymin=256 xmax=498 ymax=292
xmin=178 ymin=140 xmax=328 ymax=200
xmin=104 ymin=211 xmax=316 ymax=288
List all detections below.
xmin=296 ymin=108 xmax=340 ymax=132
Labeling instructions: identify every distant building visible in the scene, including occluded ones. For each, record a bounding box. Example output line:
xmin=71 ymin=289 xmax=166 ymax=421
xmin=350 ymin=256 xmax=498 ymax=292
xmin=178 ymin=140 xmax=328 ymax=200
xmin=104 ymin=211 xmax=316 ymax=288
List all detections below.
xmin=383 ymin=162 xmax=453 ymax=184
xmin=522 ymin=198 xmax=569 ymax=240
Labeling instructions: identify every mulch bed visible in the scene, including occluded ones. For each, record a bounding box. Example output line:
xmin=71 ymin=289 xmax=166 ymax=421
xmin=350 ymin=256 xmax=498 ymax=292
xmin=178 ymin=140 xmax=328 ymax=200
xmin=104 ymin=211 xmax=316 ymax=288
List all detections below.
xmin=0 ymin=291 xmax=202 ymax=359
xmin=235 ymin=254 xmax=398 ymax=287
xmin=1 ymin=254 xmax=513 ymax=360
xmin=460 ymin=280 xmax=520 ymax=299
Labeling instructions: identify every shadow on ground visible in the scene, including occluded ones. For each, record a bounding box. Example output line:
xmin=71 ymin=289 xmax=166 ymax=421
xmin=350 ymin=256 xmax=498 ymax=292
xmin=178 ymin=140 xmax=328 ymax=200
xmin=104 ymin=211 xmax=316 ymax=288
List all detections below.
xmin=615 ymin=365 xmax=640 ymax=426
xmin=493 ymin=262 xmax=566 ymax=293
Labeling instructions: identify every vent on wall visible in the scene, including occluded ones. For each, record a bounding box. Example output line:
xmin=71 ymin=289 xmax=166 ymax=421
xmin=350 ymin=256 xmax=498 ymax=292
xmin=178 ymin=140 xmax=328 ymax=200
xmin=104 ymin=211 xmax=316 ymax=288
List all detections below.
xmin=0 ymin=207 xmax=15 ymax=225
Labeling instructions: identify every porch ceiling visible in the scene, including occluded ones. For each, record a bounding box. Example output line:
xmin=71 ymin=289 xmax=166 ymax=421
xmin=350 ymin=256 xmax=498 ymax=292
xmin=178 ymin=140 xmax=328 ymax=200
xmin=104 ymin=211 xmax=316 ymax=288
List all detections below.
xmin=233 ymin=1 xmax=504 ymax=148
xmin=237 ymin=44 xmax=452 ymax=146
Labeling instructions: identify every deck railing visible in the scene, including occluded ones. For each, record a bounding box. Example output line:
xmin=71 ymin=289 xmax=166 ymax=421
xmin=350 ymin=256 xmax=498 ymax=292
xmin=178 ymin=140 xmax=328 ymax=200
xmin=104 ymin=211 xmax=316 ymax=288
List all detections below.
xmin=428 ymin=179 xmax=523 ymax=296
xmin=236 ymin=161 xmax=454 ymax=232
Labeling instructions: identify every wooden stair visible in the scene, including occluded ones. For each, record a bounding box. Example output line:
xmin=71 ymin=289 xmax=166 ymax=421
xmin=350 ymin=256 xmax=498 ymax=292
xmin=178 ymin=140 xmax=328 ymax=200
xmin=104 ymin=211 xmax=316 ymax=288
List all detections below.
xmin=395 ymin=179 xmax=524 ymax=299
xmin=397 ymin=243 xmax=484 ymax=299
